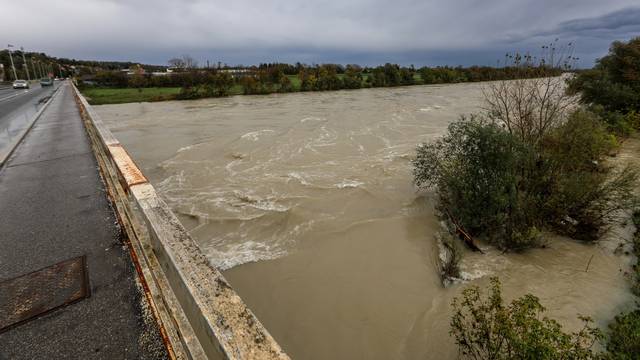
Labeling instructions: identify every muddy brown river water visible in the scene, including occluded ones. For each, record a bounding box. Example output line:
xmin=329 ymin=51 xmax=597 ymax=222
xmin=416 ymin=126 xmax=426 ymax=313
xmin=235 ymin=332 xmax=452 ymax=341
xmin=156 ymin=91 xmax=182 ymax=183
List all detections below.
xmin=95 ymin=82 xmax=637 ymax=359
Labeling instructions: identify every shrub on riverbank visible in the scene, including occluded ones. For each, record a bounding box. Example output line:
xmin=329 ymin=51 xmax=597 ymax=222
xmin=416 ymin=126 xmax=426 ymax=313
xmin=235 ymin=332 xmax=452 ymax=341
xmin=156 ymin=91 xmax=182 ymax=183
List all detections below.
xmin=605 ymin=309 xmax=640 ymax=359
xmin=176 ymin=72 xmax=235 ymax=99
xmin=414 ymin=41 xmax=639 ymax=251
xmin=413 ymin=110 xmax=637 ymax=250
xmin=603 ymin=210 xmax=640 ymax=358
xmin=632 ymin=209 xmax=640 ymax=297
xmin=450 ymin=278 xmax=602 ymax=359
xmin=568 ymin=37 xmax=640 ymax=139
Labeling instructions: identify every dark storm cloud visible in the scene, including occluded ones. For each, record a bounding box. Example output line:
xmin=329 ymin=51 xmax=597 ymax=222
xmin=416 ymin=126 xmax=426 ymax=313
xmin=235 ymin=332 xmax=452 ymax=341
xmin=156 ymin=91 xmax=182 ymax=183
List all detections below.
xmin=503 ymin=6 xmax=640 ymax=66
xmin=548 ymin=7 xmax=640 ymax=36
xmin=1 ymin=0 xmax=638 ymax=67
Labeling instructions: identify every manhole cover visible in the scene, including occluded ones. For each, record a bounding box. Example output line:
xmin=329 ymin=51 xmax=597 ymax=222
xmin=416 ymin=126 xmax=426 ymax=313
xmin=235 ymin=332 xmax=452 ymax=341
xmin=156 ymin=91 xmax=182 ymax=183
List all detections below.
xmin=0 ymin=256 xmax=90 ymax=333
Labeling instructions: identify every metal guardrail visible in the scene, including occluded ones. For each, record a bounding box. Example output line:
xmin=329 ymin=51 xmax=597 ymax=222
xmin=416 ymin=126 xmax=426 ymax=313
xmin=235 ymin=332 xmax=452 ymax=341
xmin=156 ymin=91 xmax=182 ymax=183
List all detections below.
xmin=72 ymin=84 xmax=290 ymax=360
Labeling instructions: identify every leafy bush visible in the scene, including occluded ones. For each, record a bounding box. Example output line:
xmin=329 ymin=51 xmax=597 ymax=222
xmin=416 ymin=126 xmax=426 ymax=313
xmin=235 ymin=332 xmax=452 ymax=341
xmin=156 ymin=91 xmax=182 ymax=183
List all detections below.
xmin=450 ymin=278 xmax=602 ymax=359
xmin=176 ymin=85 xmax=200 ymax=100
xmin=415 ymin=41 xmax=639 ymax=250
xmin=630 ymin=209 xmax=640 ymax=297
xmin=414 ymin=110 xmax=638 ymax=249
xmin=605 ymin=309 xmax=640 ymax=359
xmin=437 ymin=231 xmax=463 ymax=282
xmin=540 ymin=110 xmax=638 ymax=240
xmin=413 ymin=116 xmax=541 ymax=250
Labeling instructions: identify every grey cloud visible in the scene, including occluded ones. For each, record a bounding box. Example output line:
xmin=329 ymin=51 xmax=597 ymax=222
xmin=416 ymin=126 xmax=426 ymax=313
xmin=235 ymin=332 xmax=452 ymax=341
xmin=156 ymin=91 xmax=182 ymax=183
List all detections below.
xmin=554 ymin=7 xmax=640 ymax=34
xmin=1 ymin=0 xmax=638 ymax=67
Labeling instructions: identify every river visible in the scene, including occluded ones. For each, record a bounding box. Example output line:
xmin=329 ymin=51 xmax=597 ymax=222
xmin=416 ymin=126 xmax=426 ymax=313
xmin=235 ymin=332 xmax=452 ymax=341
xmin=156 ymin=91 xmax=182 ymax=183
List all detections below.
xmin=95 ymin=82 xmax=636 ymax=359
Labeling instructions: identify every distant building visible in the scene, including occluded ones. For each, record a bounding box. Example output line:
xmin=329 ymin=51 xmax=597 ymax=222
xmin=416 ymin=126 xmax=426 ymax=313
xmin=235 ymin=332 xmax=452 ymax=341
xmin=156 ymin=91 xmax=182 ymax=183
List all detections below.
xmin=120 ymin=64 xmax=146 ymax=75
xmin=0 ymin=64 xmax=4 ymax=82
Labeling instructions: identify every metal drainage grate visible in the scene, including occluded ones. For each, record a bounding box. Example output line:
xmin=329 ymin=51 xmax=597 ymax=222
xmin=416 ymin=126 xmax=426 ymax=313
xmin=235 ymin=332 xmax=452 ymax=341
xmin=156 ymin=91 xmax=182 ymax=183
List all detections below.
xmin=0 ymin=256 xmax=90 ymax=333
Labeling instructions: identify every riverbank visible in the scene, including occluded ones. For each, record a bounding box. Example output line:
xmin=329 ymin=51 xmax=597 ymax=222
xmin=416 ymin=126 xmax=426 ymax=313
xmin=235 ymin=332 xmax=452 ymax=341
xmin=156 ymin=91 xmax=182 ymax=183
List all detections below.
xmin=79 ymin=68 xmax=553 ymax=105
xmin=79 ymin=74 xmax=375 ymax=105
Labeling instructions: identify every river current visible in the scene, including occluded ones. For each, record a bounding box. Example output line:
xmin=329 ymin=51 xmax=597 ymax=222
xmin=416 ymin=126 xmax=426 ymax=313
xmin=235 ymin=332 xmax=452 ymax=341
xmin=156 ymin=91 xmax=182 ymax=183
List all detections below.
xmin=96 ymin=82 xmax=636 ymax=359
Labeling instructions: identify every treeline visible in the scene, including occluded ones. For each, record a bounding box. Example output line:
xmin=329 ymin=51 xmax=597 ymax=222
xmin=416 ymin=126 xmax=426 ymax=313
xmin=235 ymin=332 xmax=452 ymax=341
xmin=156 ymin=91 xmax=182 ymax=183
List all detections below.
xmin=0 ymin=50 xmax=67 ymax=80
xmin=82 ymin=62 xmax=562 ymax=100
xmin=0 ymin=49 xmax=165 ymax=81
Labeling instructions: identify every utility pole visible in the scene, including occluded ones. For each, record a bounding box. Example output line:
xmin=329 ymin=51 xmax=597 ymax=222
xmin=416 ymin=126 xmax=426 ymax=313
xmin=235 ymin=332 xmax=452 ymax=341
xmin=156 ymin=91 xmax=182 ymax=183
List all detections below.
xmin=7 ymin=44 xmax=18 ymax=80
xmin=20 ymin=47 xmax=30 ymax=81
xmin=31 ymin=58 xmax=38 ymax=79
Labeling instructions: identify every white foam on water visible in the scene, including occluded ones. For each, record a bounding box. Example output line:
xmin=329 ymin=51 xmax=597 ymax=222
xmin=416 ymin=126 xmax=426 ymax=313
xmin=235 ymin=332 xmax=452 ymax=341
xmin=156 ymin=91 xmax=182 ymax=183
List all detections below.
xmin=287 ymin=171 xmax=311 ymax=186
xmin=177 ymin=144 xmax=195 ymax=153
xmin=335 ymin=179 xmax=365 ymax=189
xmin=300 ymin=116 xmax=326 ymax=123
xmin=419 ymin=105 xmax=442 ymax=112
xmin=231 ymin=190 xmax=290 ymax=212
xmin=207 ymin=240 xmax=288 ymax=270
xmin=240 ymin=129 xmax=275 ymax=141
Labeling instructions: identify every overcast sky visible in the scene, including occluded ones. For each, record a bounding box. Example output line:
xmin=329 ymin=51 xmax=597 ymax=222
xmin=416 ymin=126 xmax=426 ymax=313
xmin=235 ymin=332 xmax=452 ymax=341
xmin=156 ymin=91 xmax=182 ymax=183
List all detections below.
xmin=3 ymin=0 xmax=639 ymax=67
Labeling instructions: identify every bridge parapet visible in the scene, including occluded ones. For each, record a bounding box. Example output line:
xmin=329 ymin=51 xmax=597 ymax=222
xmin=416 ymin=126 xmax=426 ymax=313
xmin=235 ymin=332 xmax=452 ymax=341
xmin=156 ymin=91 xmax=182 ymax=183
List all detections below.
xmin=72 ymin=84 xmax=290 ymax=360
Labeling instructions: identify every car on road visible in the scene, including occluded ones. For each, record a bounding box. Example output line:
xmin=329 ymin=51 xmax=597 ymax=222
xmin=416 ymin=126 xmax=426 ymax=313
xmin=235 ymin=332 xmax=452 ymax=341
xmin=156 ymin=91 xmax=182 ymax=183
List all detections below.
xmin=40 ymin=78 xmax=53 ymax=86
xmin=13 ymin=80 xmax=29 ymax=89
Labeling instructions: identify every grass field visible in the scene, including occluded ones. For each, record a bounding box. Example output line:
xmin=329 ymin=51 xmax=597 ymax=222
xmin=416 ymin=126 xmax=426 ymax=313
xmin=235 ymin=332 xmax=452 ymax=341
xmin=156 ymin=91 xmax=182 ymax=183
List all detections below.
xmin=81 ymin=73 xmax=416 ymax=105
xmin=81 ymin=87 xmax=182 ymax=105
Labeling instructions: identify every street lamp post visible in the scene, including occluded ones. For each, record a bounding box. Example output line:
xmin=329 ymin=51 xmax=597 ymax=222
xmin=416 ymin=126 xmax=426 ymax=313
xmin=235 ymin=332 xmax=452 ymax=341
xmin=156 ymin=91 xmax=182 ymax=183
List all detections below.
xmin=7 ymin=44 xmax=18 ymax=81
xmin=20 ymin=47 xmax=30 ymax=81
xmin=31 ymin=58 xmax=38 ymax=79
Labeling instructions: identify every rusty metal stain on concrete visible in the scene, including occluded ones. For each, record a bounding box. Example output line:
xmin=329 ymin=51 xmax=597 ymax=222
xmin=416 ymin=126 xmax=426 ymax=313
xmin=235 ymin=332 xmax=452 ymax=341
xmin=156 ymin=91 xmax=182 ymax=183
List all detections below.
xmin=0 ymin=256 xmax=90 ymax=333
xmin=108 ymin=144 xmax=148 ymax=187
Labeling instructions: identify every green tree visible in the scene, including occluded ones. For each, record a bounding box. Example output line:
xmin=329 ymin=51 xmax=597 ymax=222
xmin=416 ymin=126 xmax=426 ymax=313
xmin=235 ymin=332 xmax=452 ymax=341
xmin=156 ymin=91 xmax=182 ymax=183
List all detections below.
xmin=568 ymin=37 xmax=640 ymax=113
xmin=343 ymin=65 xmax=363 ymax=89
xmin=315 ymin=65 xmax=342 ymax=90
xmin=277 ymin=75 xmax=293 ymax=93
xmin=212 ymin=72 xmax=234 ymax=96
xmin=299 ymin=68 xmax=317 ymax=91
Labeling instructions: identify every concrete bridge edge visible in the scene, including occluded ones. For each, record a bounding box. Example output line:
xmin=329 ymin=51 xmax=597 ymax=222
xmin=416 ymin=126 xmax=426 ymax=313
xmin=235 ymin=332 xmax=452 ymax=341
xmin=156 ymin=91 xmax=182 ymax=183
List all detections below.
xmin=71 ymin=83 xmax=290 ymax=360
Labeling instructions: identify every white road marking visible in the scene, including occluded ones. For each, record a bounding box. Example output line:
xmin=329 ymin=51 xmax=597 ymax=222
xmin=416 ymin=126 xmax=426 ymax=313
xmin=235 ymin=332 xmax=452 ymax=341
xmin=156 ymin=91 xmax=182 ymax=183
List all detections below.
xmin=0 ymin=89 xmax=31 ymax=103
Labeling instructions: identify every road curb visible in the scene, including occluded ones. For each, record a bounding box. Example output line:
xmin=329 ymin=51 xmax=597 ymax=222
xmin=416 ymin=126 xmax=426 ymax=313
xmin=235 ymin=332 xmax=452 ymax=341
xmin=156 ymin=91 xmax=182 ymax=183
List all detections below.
xmin=0 ymin=84 xmax=62 ymax=168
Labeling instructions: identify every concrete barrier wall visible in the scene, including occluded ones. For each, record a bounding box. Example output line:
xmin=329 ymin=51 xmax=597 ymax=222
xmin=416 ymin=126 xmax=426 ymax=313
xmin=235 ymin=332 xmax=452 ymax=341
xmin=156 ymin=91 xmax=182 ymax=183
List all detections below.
xmin=72 ymin=84 xmax=290 ymax=360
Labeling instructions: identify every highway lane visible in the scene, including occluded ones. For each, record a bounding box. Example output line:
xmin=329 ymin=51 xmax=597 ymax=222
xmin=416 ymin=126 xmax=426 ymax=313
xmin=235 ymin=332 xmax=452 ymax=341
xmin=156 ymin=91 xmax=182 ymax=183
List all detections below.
xmin=0 ymin=81 xmax=61 ymax=157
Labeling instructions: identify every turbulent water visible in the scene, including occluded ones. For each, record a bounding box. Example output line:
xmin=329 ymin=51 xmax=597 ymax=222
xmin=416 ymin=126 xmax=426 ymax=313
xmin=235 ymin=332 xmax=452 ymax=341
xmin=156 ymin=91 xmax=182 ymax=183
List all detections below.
xmin=96 ymin=83 xmax=636 ymax=360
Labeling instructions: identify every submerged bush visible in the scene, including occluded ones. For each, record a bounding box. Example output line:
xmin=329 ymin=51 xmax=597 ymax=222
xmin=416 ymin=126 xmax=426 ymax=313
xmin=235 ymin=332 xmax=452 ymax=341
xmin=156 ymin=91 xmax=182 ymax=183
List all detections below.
xmin=413 ymin=116 xmax=541 ymax=250
xmin=413 ymin=109 xmax=638 ymax=249
xmin=437 ymin=231 xmax=463 ymax=283
xmin=450 ymin=278 xmax=602 ymax=359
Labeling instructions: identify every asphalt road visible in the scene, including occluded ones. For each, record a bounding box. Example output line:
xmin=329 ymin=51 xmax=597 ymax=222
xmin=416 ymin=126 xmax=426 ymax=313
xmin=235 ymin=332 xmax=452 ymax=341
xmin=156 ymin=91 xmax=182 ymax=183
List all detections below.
xmin=0 ymin=83 xmax=167 ymax=359
xmin=0 ymin=82 xmax=60 ymax=155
